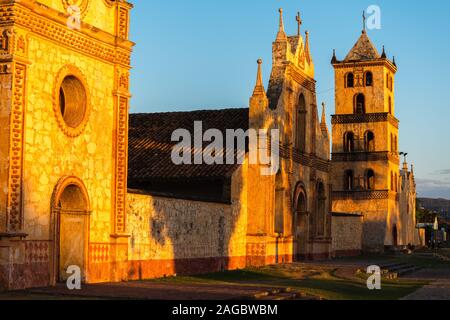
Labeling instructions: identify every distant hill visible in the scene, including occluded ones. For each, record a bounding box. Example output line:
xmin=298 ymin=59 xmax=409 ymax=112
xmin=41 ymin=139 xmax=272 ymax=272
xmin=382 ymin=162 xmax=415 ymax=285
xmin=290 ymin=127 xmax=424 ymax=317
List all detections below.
xmin=418 ymin=198 xmax=450 ymax=216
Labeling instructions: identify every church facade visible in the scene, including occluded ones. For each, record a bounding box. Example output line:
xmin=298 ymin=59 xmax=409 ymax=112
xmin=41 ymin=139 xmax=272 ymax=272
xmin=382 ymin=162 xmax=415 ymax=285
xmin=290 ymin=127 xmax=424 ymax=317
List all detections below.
xmin=0 ymin=1 xmax=418 ymax=291
xmin=0 ymin=0 xmax=133 ymax=289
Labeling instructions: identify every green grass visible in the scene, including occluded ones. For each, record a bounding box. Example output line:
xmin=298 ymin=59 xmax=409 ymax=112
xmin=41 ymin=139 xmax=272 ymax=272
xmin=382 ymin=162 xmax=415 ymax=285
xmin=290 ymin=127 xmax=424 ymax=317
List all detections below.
xmin=153 ymin=266 xmax=427 ymax=300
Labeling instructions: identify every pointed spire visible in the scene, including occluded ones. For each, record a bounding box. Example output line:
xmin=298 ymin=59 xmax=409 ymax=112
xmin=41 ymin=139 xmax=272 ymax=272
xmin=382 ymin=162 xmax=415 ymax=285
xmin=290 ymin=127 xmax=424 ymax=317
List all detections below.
xmin=344 ymin=31 xmax=380 ymax=62
xmin=411 ymin=163 xmax=414 ymax=174
xmin=403 ymin=160 xmax=408 ymax=171
xmin=296 ymin=11 xmax=302 ymax=36
xmin=381 ymin=45 xmax=387 ymax=58
xmin=331 ymin=49 xmax=338 ymax=64
xmin=320 ymin=102 xmax=328 ymax=132
xmin=304 ymin=30 xmax=311 ymax=63
xmin=252 ymin=59 xmax=266 ymax=96
xmin=276 ymin=8 xmax=287 ymax=41
xmin=393 ymin=56 xmax=397 ymax=67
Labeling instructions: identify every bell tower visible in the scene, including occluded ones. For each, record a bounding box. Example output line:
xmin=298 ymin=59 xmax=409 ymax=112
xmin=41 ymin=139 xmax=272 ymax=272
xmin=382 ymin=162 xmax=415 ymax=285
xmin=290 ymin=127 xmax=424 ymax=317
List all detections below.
xmin=330 ymin=27 xmax=400 ymax=252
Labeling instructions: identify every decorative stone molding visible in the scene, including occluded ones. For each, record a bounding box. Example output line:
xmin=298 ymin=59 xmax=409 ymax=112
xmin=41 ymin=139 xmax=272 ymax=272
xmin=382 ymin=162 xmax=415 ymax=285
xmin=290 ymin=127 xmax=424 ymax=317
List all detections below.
xmin=7 ymin=62 xmax=27 ymax=232
xmin=89 ymin=243 xmax=111 ymax=263
xmin=286 ymin=64 xmax=316 ymax=92
xmin=117 ymin=6 xmax=129 ymax=39
xmin=332 ymin=59 xmax=397 ymax=74
xmin=2 ymin=2 xmax=133 ymax=67
xmin=0 ymin=62 xmax=12 ymax=74
xmin=331 ymin=113 xmax=399 ymax=128
xmin=332 ymin=151 xmax=400 ymax=163
xmin=332 ymin=190 xmax=391 ymax=200
xmin=113 ymin=96 xmax=129 ymax=235
xmin=53 ymin=65 xmax=91 ymax=138
xmin=0 ymin=27 xmax=13 ymax=59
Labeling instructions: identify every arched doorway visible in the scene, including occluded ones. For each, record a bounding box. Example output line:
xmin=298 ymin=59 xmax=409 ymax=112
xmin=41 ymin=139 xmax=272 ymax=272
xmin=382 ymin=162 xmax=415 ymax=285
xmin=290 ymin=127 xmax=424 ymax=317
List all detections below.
xmin=51 ymin=176 xmax=90 ymax=284
xmin=392 ymin=225 xmax=398 ymax=247
xmin=316 ymin=182 xmax=326 ymax=237
xmin=293 ymin=183 xmax=307 ymax=261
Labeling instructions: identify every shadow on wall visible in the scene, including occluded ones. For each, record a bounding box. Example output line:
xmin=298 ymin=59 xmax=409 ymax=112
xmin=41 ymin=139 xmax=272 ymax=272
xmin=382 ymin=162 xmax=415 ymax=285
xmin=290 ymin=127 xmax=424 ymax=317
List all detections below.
xmin=127 ymin=167 xmax=246 ymax=280
xmin=363 ymin=219 xmax=388 ymax=252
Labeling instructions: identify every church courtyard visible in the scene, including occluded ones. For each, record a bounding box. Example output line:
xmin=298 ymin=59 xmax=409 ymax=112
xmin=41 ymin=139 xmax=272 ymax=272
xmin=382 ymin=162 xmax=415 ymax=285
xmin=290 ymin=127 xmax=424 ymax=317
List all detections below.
xmin=1 ymin=250 xmax=448 ymax=300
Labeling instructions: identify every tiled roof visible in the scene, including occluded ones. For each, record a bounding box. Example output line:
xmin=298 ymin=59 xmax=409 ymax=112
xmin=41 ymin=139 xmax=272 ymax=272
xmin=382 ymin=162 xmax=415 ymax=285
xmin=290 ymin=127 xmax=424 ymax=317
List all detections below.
xmin=344 ymin=31 xmax=380 ymax=62
xmin=128 ymin=108 xmax=249 ymax=184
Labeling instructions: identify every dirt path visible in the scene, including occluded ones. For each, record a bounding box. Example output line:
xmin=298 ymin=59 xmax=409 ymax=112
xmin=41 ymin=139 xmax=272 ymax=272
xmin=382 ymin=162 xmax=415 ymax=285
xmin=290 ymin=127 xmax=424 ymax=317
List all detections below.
xmin=401 ymin=268 xmax=450 ymax=300
xmin=401 ymin=280 xmax=450 ymax=300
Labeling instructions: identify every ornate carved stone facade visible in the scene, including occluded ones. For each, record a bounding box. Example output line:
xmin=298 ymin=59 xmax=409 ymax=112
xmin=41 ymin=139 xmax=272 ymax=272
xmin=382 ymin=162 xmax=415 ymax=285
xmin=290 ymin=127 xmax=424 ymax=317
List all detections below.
xmin=246 ymin=9 xmax=332 ymax=262
xmin=0 ymin=0 xmax=133 ymax=290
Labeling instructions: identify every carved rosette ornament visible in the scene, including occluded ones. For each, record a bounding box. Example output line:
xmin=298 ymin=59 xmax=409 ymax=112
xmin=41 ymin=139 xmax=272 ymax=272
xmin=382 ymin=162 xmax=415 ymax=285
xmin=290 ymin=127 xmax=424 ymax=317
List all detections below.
xmin=62 ymin=0 xmax=91 ymax=17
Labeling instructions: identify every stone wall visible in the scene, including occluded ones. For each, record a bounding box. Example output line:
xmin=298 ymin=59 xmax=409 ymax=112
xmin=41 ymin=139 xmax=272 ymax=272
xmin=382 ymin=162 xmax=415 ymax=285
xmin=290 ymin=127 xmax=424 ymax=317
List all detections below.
xmin=126 ymin=193 xmax=247 ymax=279
xmin=125 ymin=165 xmax=248 ymax=280
xmin=332 ymin=214 xmax=363 ymax=257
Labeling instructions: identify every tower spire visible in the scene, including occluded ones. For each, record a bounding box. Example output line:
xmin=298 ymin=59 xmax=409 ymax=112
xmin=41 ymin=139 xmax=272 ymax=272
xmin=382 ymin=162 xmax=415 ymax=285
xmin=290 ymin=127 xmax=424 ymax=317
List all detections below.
xmin=304 ymin=30 xmax=312 ymax=63
xmin=252 ymin=59 xmax=266 ymax=96
xmin=321 ymin=102 xmax=328 ymax=133
xmin=276 ymin=8 xmax=287 ymax=41
xmin=381 ymin=45 xmax=387 ymax=58
xmin=331 ymin=49 xmax=337 ymax=64
xmin=296 ymin=11 xmax=302 ymax=36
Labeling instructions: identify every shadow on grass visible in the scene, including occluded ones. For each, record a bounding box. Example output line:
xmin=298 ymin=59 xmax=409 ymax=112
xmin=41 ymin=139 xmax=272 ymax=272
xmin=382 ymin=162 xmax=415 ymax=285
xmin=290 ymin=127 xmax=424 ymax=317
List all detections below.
xmin=153 ymin=267 xmax=426 ymax=300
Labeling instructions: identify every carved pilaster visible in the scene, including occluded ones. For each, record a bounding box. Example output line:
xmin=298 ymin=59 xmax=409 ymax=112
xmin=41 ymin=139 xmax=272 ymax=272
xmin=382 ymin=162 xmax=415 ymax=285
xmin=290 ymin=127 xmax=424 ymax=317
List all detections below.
xmin=111 ymin=67 xmax=130 ymax=237
xmin=7 ymin=62 xmax=26 ymax=232
xmin=116 ymin=4 xmax=130 ymax=40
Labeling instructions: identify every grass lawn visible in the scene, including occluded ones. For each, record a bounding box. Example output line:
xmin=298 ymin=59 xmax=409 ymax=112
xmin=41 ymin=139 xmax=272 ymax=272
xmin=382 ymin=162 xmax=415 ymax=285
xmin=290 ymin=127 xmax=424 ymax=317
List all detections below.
xmin=153 ymin=264 xmax=428 ymax=300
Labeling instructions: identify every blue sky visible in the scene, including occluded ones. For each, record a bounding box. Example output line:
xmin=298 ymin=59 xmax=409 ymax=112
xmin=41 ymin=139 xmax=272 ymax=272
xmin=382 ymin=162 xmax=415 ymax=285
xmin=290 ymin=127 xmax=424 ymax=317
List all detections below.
xmin=128 ymin=0 xmax=450 ymax=199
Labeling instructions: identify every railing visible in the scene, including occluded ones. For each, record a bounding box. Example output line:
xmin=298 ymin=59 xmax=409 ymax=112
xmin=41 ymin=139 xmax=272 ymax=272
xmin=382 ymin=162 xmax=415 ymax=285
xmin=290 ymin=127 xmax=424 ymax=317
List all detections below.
xmin=332 ymin=151 xmax=399 ymax=162
xmin=279 ymin=144 xmax=330 ymax=173
xmin=332 ymin=113 xmax=399 ymax=128
xmin=332 ymin=190 xmax=399 ymax=201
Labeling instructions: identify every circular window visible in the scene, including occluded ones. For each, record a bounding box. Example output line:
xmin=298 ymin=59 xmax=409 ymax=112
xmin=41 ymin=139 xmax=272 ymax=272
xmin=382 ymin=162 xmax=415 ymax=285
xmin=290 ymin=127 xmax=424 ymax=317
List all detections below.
xmin=54 ymin=66 xmax=90 ymax=137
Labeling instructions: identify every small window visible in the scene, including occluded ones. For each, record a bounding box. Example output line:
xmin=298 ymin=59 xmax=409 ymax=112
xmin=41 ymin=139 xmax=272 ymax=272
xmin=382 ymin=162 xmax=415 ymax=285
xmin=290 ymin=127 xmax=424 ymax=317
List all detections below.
xmin=391 ymin=134 xmax=394 ymax=152
xmin=364 ymin=131 xmax=375 ymax=152
xmin=365 ymin=72 xmax=373 ymax=87
xmin=296 ymin=94 xmax=307 ymax=152
xmin=344 ymin=132 xmax=355 ymax=152
xmin=346 ymin=73 xmax=354 ymax=88
xmin=390 ymin=171 xmax=394 ymax=191
xmin=344 ymin=170 xmax=354 ymax=190
xmin=388 ymin=96 xmax=392 ymax=114
xmin=366 ymin=169 xmax=375 ymax=190
xmin=354 ymin=93 xmax=365 ymax=114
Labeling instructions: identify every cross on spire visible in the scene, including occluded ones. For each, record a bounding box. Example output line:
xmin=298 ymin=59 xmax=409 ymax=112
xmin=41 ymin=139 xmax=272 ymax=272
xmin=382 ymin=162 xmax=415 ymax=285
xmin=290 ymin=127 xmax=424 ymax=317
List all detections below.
xmin=296 ymin=11 xmax=302 ymax=36
xmin=362 ymin=10 xmax=366 ymax=32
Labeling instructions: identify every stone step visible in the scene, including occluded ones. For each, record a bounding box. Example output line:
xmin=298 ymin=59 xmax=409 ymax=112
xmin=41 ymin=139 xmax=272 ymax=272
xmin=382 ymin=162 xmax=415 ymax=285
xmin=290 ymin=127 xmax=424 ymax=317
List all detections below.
xmin=384 ymin=265 xmax=422 ymax=279
xmin=380 ymin=262 xmax=408 ymax=270
xmin=387 ymin=264 xmax=413 ymax=272
xmin=254 ymin=288 xmax=322 ymax=301
xmin=397 ymin=266 xmax=422 ymax=276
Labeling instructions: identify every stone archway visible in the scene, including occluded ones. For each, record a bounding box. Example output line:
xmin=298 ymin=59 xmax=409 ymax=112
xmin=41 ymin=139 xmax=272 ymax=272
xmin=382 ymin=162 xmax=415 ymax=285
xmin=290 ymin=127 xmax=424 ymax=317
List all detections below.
xmin=51 ymin=176 xmax=90 ymax=284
